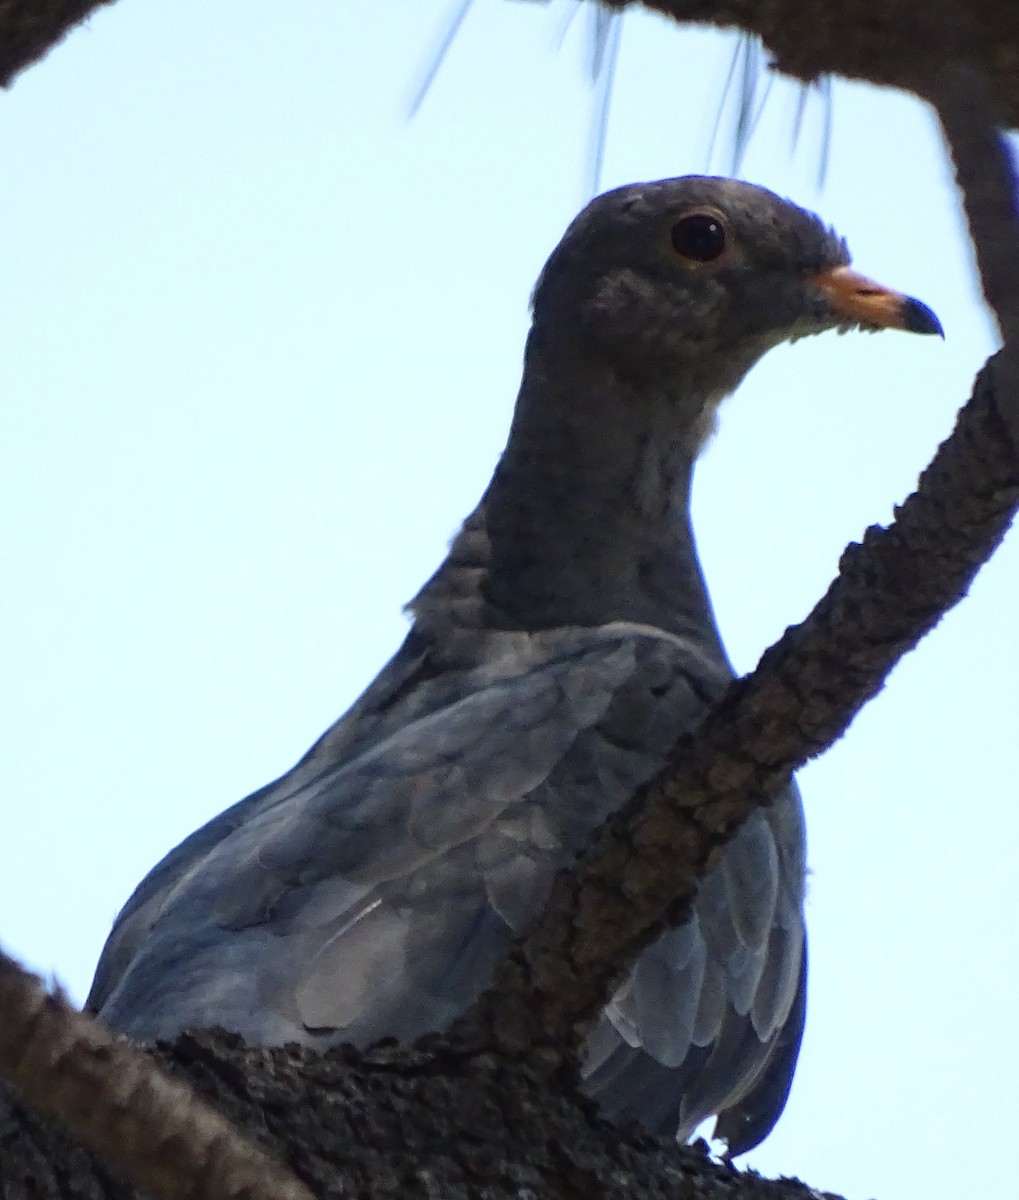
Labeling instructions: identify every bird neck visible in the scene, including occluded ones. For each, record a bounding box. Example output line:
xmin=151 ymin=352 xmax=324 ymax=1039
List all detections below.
xmin=411 ymin=329 xmax=728 ymax=662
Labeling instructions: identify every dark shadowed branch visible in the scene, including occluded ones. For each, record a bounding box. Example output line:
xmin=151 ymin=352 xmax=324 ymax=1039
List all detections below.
xmin=5 ymin=1 xmax=1019 ymax=122
xmin=929 ymin=74 xmax=1019 ymax=343
xmin=0 ymin=948 xmax=315 ymax=1200
xmin=2 ymin=1016 xmax=858 ymax=1200
xmin=598 ymin=0 xmax=1019 ymax=129
xmin=0 ymin=0 xmax=114 ymax=87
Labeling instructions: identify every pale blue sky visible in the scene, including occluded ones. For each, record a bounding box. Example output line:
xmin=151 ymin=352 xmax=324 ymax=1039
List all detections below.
xmin=1 ymin=3 xmax=1012 ymax=1196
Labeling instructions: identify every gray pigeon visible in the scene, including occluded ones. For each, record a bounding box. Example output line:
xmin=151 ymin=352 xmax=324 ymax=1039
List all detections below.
xmin=86 ymin=177 xmax=940 ymax=1156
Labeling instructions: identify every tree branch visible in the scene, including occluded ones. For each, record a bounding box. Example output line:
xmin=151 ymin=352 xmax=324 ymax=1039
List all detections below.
xmin=0 ymin=0 xmax=114 ymax=87
xmin=5 ymin=0 xmax=1019 ymax=125
xmin=598 ymin=0 xmax=1019 ymax=128
xmin=0 ymin=947 xmax=315 ymax=1200
xmin=3 ymin=1021 xmax=861 ymax=1200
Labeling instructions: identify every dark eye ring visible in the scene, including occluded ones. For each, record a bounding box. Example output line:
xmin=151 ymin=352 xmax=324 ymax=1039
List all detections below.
xmin=670 ymin=212 xmax=728 ymax=263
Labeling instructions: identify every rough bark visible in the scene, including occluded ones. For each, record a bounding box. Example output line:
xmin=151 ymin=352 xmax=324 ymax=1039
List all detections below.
xmin=0 ymin=953 xmax=313 ymax=1200
xmin=3 ymin=1021 xmax=840 ymax=1200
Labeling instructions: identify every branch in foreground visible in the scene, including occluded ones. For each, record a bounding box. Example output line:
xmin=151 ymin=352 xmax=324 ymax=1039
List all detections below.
xmin=0 ymin=948 xmax=315 ymax=1200
xmin=2 ymin=1022 xmax=855 ymax=1200
xmin=7 ymin=0 xmax=1019 ymax=126
xmin=926 ymin=51 xmax=1019 ymax=535
xmin=0 ymin=0 xmax=114 ymax=87
xmin=599 ymin=0 xmax=1019 ymax=130
xmin=458 ymin=347 xmax=1019 ymax=1069
xmin=926 ymin=66 xmax=1019 ymax=345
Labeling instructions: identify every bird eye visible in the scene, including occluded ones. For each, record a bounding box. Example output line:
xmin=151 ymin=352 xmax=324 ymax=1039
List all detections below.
xmin=670 ymin=212 xmax=727 ymax=262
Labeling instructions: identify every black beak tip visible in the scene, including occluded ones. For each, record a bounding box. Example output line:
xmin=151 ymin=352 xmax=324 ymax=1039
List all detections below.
xmin=903 ymin=295 xmax=944 ymax=338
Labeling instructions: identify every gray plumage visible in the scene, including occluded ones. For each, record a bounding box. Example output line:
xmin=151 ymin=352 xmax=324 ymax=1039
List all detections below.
xmin=87 ymin=177 xmax=939 ymax=1156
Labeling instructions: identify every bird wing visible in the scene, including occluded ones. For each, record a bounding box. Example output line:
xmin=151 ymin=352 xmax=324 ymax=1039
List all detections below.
xmin=580 ymin=778 xmax=806 ymax=1152
xmin=85 ymin=627 xmax=437 ymax=1016
xmin=92 ymin=627 xmax=699 ymax=1038
xmin=90 ymin=624 xmax=804 ymax=1150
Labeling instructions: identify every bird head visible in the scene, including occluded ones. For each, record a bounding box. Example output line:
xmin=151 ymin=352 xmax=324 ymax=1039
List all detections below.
xmin=529 ymin=176 xmax=941 ymax=450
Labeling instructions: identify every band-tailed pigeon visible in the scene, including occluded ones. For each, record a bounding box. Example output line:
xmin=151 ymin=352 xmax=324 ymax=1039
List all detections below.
xmin=86 ymin=177 xmax=940 ymax=1156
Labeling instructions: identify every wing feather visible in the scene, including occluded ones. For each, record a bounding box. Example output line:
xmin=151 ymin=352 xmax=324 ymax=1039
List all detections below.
xmin=90 ymin=625 xmax=806 ymax=1154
